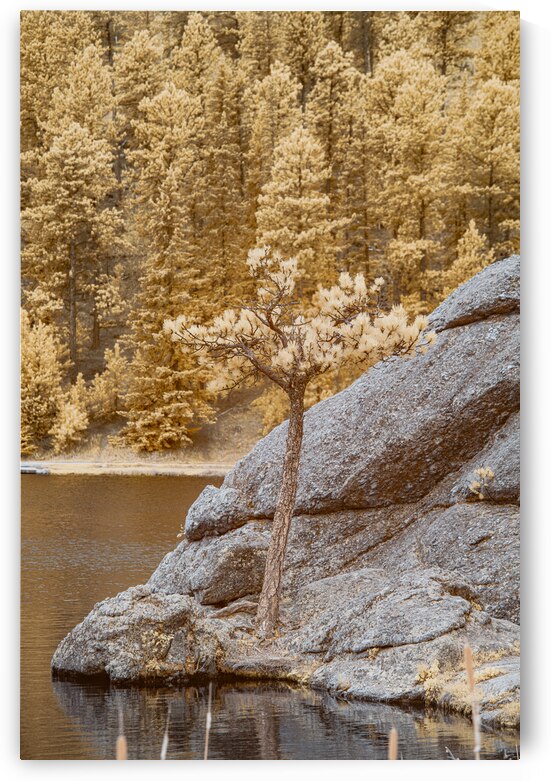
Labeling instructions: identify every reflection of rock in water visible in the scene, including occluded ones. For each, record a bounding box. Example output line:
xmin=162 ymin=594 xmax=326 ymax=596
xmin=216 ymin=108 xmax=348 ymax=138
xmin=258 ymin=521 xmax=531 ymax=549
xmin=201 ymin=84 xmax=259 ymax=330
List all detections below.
xmin=52 ymin=679 xmax=518 ymax=760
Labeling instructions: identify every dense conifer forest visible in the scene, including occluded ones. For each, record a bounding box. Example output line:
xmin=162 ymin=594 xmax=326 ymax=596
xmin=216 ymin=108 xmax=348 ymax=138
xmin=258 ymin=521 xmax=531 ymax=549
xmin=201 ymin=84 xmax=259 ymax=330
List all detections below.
xmin=20 ymin=10 xmax=520 ymax=455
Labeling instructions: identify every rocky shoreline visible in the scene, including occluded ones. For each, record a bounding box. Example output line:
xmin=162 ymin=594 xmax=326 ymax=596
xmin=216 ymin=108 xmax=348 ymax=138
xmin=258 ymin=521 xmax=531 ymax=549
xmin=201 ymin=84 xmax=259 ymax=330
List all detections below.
xmin=52 ymin=256 xmax=520 ymax=732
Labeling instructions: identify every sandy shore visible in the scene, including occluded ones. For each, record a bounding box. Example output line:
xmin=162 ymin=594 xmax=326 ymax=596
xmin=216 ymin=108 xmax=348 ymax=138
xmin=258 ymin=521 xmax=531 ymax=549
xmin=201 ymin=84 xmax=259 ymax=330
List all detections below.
xmin=20 ymin=460 xmax=233 ymax=477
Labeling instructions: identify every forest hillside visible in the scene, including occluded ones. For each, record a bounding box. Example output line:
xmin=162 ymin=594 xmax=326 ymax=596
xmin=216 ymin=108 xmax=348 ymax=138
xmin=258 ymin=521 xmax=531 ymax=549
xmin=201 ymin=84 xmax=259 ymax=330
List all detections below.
xmin=20 ymin=10 xmax=520 ymax=457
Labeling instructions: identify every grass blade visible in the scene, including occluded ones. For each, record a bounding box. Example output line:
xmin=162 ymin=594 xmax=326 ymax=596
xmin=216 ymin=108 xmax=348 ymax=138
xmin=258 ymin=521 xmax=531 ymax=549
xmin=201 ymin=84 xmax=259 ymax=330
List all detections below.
xmin=203 ymin=682 xmax=213 ymax=760
xmin=388 ymin=727 xmax=398 ymax=760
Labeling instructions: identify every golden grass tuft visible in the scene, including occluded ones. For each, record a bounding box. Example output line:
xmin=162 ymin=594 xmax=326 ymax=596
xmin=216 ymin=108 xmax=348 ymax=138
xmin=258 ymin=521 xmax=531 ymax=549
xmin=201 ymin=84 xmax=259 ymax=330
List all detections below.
xmin=116 ymin=735 xmax=127 ymax=760
xmin=388 ymin=727 xmax=398 ymax=760
xmin=499 ymin=700 xmax=521 ymax=729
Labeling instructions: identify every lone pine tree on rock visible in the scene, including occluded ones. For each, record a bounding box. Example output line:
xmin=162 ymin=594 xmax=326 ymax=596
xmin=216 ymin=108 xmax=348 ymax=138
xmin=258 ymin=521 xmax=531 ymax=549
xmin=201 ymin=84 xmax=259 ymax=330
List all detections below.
xmin=166 ymin=247 xmax=436 ymax=638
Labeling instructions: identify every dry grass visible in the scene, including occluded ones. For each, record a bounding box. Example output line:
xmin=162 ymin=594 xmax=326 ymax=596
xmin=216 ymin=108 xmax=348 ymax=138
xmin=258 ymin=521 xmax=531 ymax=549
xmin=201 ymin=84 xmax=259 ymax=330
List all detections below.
xmin=160 ymin=705 xmax=171 ymax=760
xmin=474 ymin=642 xmax=520 ymax=665
xmin=388 ymin=727 xmax=398 ymax=760
xmin=116 ymin=735 xmax=127 ymax=760
xmin=415 ymin=648 xmax=518 ymax=732
xmin=116 ymin=705 xmax=128 ymax=760
xmin=204 ymin=682 xmax=213 ymax=760
xmin=499 ymin=701 xmax=521 ymax=729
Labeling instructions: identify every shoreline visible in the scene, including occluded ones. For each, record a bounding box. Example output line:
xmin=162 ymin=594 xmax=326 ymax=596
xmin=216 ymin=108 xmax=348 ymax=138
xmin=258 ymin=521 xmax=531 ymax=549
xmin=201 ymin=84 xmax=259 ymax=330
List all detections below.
xmin=20 ymin=460 xmax=233 ymax=477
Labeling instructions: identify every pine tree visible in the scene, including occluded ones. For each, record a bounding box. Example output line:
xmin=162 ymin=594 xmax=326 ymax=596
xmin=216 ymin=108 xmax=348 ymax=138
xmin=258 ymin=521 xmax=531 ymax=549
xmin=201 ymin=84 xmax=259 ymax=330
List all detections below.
xmin=306 ymin=41 xmax=358 ymax=190
xmin=439 ymin=75 xmax=475 ymax=255
xmin=92 ymin=262 xmax=126 ymax=332
xmin=121 ymin=343 xmax=215 ymax=451
xmin=323 ymin=11 xmax=390 ymax=73
xmin=443 ymin=220 xmax=495 ymax=294
xmin=22 ymin=123 xmax=124 ymax=373
xmin=20 ymin=11 xmax=99 ymax=152
xmin=119 ymin=84 xmax=215 ymax=451
xmin=49 ymin=374 xmax=89 ymax=454
xmin=244 ymin=62 xmax=302 ymax=223
xmin=167 ymin=247 xmax=435 ymax=637
xmin=382 ymin=239 xmax=434 ymax=314
xmin=88 ymin=343 xmax=129 ymax=423
xmin=42 ymin=43 xmax=115 ymax=143
xmin=377 ymin=12 xmax=427 ymax=61
xmin=113 ymin=29 xmax=167 ymax=153
xmin=331 ymin=73 xmax=375 ymax=275
xmin=171 ymin=12 xmax=223 ymax=103
xmin=425 ymin=221 xmax=495 ymax=307
xmin=171 ymin=17 xmax=251 ymax=306
xmin=276 ymin=12 xmax=327 ymax=105
xmin=23 ymin=37 xmax=126 ymax=358
xmin=417 ymin=11 xmax=477 ymax=76
xmin=205 ymin=10 xmax=240 ymax=57
xmin=204 ymin=56 xmax=251 ymax=305
xmin=20 ymin=309 xmax=64 ymax=454
xmin=128 ymin=83 xmax=212 ymax=308
xmin=454 ymin=77 xmax=520 ymax=253
xmin=256 ymin=126 xmax=344 ymax=293
xmin=147 ymin=11 xmax=191 ymax=55
xmin=379 ymin=11 xmax=476 ymax=75
xmin=307 ymin=42 xmax=370 ymax=273
xmin=476 ymin=11 xmax=520 ymax=84
xmin=365 ymin=51 xmax=447 ymax=307
xmin=236 ymin=11 xmax=279 ymax=80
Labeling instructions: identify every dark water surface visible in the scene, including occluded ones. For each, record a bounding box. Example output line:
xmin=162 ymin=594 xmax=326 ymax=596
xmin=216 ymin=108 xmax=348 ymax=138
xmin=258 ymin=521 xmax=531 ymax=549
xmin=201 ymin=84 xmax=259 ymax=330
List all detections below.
xmin=21 ymin=474 xmax=519 ymax=760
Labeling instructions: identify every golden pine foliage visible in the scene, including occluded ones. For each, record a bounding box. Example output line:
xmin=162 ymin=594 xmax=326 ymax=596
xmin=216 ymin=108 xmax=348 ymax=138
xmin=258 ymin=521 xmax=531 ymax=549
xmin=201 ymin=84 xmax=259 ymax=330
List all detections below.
xmin=49 ymin=374 xmax=89 ymax=454
xmin=20 ymin=310 xmax=65 ymax=454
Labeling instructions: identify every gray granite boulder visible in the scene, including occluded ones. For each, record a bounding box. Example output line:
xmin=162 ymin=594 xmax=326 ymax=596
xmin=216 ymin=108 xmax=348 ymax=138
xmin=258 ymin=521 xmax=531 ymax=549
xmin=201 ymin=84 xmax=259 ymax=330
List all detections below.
xmin=185 ymin=259 xmax=519 ymax=534
xmin=449 ymin=411 xmax=520 ymax=505
xmin=429 ymin=254 xmax=520 ymax=331
xmin=416 ymin=503 xmax=520 ymax=622
xmin=184 ymin=485 xmax=253 ymax=541
xmin=52 ymin=257 xmax=520 ymax=730
xmin=148 ymin=522 xmax=270 ymax=603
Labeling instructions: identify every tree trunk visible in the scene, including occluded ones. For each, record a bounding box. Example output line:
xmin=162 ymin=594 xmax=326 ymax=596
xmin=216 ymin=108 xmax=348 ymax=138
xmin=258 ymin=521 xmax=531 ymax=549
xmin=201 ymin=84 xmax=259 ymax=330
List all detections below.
xmin=68 ymin=241 xmax=78 ymax=379
xmin=363 ymin=202 xmax=370 ymax=278
xmin=362 ymin=13 xmax=373 ymax=74
xmin=106 ymin=17 xmax=115 ymax=67
xmin=392 ymin=275 xmax=401 ymax=305
xmin=91 ymin=306 xmax=100 ymax=351
xmin=255 ymin=393 xmax=305 ymax=639
xmin=419 ymin=200 xmax=427 ymax=302
xmin=488 ymin=164 xmax=495 ymax=247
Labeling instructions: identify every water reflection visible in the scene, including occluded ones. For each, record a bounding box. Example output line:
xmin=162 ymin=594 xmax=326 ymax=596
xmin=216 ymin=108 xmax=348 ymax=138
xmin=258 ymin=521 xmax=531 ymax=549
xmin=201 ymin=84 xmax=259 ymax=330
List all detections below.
xmin=22 ymin=475 xmax=519 ymax=760
xmin=51 ymin=679 xmax=518 ymax=760
xmin=21 ymin=474 xmax=223 ymax=760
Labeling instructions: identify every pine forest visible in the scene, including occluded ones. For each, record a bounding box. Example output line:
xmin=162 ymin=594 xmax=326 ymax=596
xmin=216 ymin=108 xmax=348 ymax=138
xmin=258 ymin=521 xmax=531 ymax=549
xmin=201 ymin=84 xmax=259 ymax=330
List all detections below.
xmin=20 ymin=10 xmax=520 ymax=457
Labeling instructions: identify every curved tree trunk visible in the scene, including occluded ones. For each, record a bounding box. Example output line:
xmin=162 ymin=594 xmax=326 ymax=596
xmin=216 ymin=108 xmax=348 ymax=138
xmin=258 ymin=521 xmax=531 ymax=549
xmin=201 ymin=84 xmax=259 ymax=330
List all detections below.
xmin=255 ymin=393 xmax=304 ymax=639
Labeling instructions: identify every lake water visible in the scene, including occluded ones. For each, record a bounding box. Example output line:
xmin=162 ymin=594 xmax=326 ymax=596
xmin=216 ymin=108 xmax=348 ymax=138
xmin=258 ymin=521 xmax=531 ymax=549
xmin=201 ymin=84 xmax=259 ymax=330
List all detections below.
xmin=21 ymin=474 xmax=519 ymax=760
